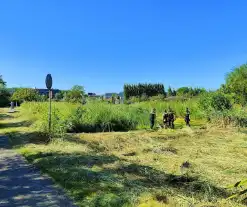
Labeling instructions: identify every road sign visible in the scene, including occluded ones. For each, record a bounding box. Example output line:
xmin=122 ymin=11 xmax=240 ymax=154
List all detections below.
xmin=45 ymin=74 xmax=53 ymax=90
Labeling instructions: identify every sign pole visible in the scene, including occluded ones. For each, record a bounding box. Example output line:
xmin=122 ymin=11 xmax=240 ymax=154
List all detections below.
xmin=48 ymin=90 xmax=52 ymax=133
xmin=45 ymin=74 xmax=53 ymax=137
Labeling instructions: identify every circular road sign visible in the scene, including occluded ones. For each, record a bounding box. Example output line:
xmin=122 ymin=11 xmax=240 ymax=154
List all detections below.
xmin=45 ymin=74 xmax=53 ymax=90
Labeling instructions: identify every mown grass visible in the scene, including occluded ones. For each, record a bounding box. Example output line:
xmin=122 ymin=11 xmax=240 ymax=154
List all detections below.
xmin=1 ymin=108 xmax=246 ymax=207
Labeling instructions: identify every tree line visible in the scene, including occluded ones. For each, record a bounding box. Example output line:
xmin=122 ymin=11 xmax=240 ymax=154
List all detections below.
xmin=124 ymin=83 xmax=206 ymax=101
xmin=2 ymin=63 xmax=247 ymax=106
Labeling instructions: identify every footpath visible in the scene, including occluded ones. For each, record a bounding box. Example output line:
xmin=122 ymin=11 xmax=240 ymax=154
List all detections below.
xmin=0 ymin=135 xmax=77 ymax=207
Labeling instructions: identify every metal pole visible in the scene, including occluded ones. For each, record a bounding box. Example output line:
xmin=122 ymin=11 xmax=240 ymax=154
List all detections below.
xmin=48 ymin=89 xmax=52 ymax=133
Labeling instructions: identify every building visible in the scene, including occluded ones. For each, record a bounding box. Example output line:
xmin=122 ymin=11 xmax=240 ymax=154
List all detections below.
xmin=87 ymin=92 xmax=101 ymax=99
xmin=87 ymin=92 xmax=96 ymax=96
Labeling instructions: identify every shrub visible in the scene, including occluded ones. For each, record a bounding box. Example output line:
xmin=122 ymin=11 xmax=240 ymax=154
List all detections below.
xmin=199 ymin=92 xmax=232 ymax=112
xmin=0 ymin=89 xmax=10 ymax=107
xmin=211 ymin=93 xmax=232 ymax=111
xmin=129 ymin=96 xmax=140 ymax=103
xmin=140 ymin=93 xmax=149 ymax=102
xmin=149 ymin=94 xmax=165 ymax=101
xmin=11 ymin=88 xmax=39 ymax=103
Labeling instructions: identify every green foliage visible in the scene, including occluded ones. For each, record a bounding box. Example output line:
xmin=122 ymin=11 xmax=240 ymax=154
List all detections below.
xmin=177 ymin=87 xmax=206 ymax=97
xmin=228 ymin=179 xmax=247 ymax=201
xmin=54 ymin=92 xmax=64 ymax=101
xmin=167 ymin=86 xmax=173 ymax=97
xmin=20 ymin=102 xmax=144 ymax=136
xmin=176 ymin=87 xmax=190 ymax=96
xmin=124 ymin=83 xmax=165 ymax=100
xmin=218 ymin=84 xmax=230 ymax=94
xmin=0 ymin=75 xmax=6 ymax=88
xmin=65 ymin=85 xmax=85 ymax=103
xmin=11 ymin=88 xmax=39 ymax=102
xmin=149 ymin=94 xmax=165 ymax=101
xmin=20 ymin=98 xmax=205 ymax=137
xmin=140 ymin=93 xmax=149 ymax=102
xmin=172 ymin=88 xmax=177 ymax=96
xmin=225 ymin=64 xmax=247 ymax=105
xmin=36 ymin=94 xmax=48 ymax=102
xmin=211 ymin=93 xmax=232 ymax=111
xmin=198 ymin=92 xmax=247 ymax=127
xmin=199 ymin=92 xmax=232 ymax=112
xmin=128 ymin=96 xmax=140 ymax=103
xmin=0 ymin=89 xmax=11 ymax=107
xmin=0 ymin=75 xmax=10 ymax=107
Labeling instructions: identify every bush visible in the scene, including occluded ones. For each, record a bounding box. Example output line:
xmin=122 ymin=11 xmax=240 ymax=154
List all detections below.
xmin=11 ymin=88 xmax=39 ymax=103
xmin=129 ymin=96 xmax=140 ymax=103
xmin=199 ymin=92 xmax=232 ymax=112
xmin=211 ymin=93 xmax=232 ymax=111
xmin=0 ymin=89 xmax=10 ymax=107
xmin=140 ymin=93 xmax=149 ymax=102
xmin=149 ymin=94 xmax=165 ymax=101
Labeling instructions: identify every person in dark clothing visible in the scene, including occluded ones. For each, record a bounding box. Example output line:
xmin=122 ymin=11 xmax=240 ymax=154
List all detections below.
xmin=184 ymin=107 xmax=190 ymax=127
xmin=163 ymin=110 xmax=169 ymax=128
xmin=150 ymin=108 xmax=156 ymax=129
xmin=168 ymin=108 xmax=175 ymax=129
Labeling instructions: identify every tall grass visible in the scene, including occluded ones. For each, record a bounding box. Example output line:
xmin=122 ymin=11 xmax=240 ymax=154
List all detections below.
xmin=136 ymin=98 xmax=203 ymax=120
xmin=20 ymin=102 xmax=150 ymax=135
xmin=20 ymin=99 xmax=202 ymax=136
xmin=21 ymin=98 xmax=247 ymax=137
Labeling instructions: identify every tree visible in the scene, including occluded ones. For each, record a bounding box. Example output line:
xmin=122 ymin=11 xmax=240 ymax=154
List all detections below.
xmin=177 ymin=87 xmax=190 ymax=96
xmin=199 ymin=92 xmax=232 ymax=112
xmin=124 ymin=83 xmax=165 ymax=99
xmin=65 ymin=85 xmax=85 ymax=103
xmin=0 ymin=75 xmax=6 ymax=88
xmin=0 ymin=75 xmax=10 ymax=107
xmin=172 ymin=88 xmax=177 ymax=96
xmin=36 ymin=94 xmax=47 ymax=102
xmin=225 ymin=64 xmax=247 ymax=105
xmin=167 ymin=86 xmax=173 ymax=97
xmin=54 ymin=92 xmax=64 ymax=101
xmin=11 ymin=88 xmax=39 ymax=102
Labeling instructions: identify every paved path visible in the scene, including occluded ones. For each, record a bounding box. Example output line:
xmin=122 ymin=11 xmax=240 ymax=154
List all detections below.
xmin=0 ymin=135 xmax=77 ymax=207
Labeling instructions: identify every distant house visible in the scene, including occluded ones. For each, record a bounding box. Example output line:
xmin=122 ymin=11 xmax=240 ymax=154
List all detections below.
xmin=87 ymin=92 xmax=101 ymax=99
xmin=88 ymin=92 xmax=96 ymax=96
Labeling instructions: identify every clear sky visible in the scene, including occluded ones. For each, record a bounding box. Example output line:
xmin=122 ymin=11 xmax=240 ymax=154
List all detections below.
xmin=0 ymin=0 xmax=247 ymax=94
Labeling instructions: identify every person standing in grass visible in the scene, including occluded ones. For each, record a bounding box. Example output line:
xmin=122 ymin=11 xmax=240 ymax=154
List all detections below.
xmin=168 ymin=107 xmax=175 ymax=129
xmin=150 ymin=108 xmax=156 ymax=129
xmin=163 ymin=110 xmax=169 ymax=128
xmin=185 ymin=107 xmax=191 ymax=127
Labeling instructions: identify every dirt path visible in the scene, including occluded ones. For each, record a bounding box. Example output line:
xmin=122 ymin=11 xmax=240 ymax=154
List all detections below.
xmin=0 ymin=135 xmax=77 ymax=207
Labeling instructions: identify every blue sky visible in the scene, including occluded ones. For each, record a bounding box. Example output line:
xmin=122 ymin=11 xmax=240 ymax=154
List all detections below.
xmin=0 ymin=0 xmax=247 ymax=94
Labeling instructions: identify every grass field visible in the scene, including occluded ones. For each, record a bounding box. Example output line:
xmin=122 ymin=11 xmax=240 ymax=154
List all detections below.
xmin=1 ymin=107 xmax=247 ymax=206
xmin=18 ymin=100 xmax=206 ymax=136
